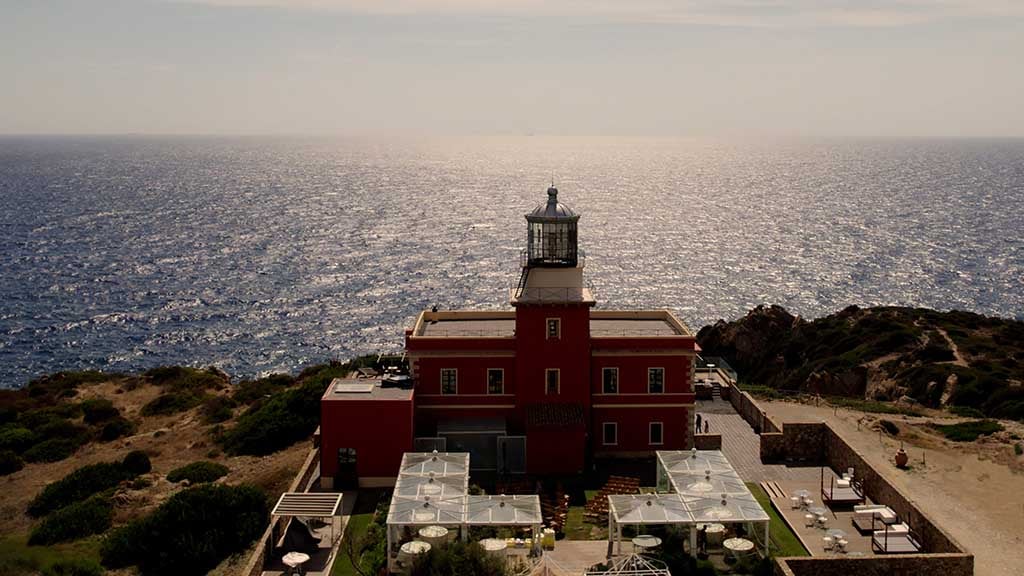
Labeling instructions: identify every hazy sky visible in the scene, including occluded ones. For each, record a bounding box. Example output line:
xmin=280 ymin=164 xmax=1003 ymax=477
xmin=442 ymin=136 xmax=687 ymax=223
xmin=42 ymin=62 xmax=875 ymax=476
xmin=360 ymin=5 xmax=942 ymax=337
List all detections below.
xmin=2 ymin=0 xmax=1023 ymax=137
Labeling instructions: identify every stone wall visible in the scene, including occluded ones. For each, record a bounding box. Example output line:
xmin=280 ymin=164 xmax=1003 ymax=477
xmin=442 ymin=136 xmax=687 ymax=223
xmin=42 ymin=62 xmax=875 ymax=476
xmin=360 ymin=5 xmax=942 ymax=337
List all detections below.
xmin=823 ymin=424 xmax=963 ymax=554
xmin=775 ymin=553 xmax=973 ymax=576
xmin=723 ymin=384 xmax=779 ymax=434
xmin=693 ymin=433 xmax=722 ymax=450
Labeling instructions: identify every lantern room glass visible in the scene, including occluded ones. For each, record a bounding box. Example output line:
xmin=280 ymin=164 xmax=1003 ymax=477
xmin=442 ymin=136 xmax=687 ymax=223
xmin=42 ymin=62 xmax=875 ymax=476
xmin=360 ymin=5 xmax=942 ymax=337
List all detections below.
xmin=527 ymin=220 xmax=578 ymax=266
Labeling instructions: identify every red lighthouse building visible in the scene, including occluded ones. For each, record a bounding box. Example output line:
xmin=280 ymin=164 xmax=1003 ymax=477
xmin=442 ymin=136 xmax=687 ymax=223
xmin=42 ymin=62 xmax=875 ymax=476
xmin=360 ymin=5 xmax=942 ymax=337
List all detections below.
xmin=321 ymin=187 xmax=698 ymax=487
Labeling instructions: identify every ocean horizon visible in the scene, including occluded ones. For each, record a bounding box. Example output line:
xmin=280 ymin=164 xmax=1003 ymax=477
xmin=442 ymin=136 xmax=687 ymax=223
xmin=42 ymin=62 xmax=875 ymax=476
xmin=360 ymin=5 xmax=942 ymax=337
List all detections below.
xmin=1 ymin=135 xmax=1022 ymax=388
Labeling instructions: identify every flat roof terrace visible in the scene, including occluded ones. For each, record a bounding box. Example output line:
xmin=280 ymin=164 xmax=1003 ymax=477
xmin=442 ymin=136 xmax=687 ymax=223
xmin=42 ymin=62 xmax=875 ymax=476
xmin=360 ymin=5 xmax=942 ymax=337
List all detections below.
xmin=412 ymin=310 xmax=693 ymax=338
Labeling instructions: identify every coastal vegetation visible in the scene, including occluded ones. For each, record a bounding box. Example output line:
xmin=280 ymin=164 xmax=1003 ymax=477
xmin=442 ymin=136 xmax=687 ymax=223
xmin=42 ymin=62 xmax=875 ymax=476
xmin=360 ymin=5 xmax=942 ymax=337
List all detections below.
xmin=100 ymin=483 xmax=268 ymax=576
xmin=931 ymin=420 xmax=1005 ymax=442
xmin=29 ymin=495 xmax=113 ymax=546
xmin=165 ymin=460 xmax=229 ymax=484
xmin=699 ymin=305 xmax=1024 ymax=421
xmin=27 ymin=451 xmax=150 ymax=517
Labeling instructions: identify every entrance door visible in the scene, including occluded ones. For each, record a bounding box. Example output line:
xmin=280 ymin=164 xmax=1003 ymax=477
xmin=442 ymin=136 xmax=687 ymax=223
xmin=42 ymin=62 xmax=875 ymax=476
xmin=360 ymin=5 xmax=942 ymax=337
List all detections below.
xmin=497 ymin=436 xmax=527 ymax=475
xmin=335 ymin=448 xmax=358 ymax=490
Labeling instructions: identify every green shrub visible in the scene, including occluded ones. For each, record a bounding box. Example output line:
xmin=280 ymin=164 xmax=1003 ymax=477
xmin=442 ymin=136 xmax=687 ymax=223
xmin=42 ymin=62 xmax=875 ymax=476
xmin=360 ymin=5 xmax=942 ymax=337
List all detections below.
xmin=0 ymin=449 xmax=25 ymax=475
xmin=140 ymin=392 xmax=203 ymax=416
xmin=166 ymin=461 xmax=229 ymax=484
xmin=100 ymin=484 xmax=269 ymax=576
xmin=0 ymin=427 xmax=36 ymax=452
xmin=200 ymin=395 xmax=236 ymax=424
xmin=99 ymin=417 xmax=134 ymax=442
xmin=122 ymin=451 xmax=152 ymax=475
xmin=26 ymin=371 xmax=113 ymax=399
xmin=1015 ymin=443 xmax=1023 ymax=456
xmin=34 ymin=418 xmax=88 ymax=442
xmin=129 ymin=477 xmax=152 ymax=490
xmin=144 ymin=366 xmax=226 ymax=392
xmin=932 ymin=420 xmax=1005 ymax=442
xmin=41 ymin=558 xmax=105 ymax=576
xmin=220 ymin=374 xmax=334 ymax=456
xmin=81 ymin=399 xmax=120 ymax=424
xmin=410 ymin=541 xmax=507 ymax=576
xmin=29 ymin=494 xmax=113 ymax=545
xmin=232 ymin=374 xmax=295 ymax=405
xmin=950 ymin=405 xmax=985 ymax=418
xmin=28 ymin=456 xmax=144 ymax=517
xmin=24 ymin=438 xmax=80 ymax=463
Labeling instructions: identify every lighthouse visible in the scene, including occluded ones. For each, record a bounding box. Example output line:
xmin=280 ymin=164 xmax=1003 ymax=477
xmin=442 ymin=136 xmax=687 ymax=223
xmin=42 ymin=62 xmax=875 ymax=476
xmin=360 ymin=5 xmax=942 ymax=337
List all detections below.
xmin=321 ymin=185 xmax=698 ymax=486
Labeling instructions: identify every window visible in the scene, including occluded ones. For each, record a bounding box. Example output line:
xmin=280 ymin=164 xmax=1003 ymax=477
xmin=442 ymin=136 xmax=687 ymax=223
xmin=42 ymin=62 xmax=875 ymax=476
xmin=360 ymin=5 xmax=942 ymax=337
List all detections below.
xmin=603 ymin=422 xmax=618 ymax=446
xmin=602 ymin=367 xmax=619 ymax=394
xmin=648 ymin=367 xmax=665 ymax=394
xmin=487 ymin=369 xmax=504 ymax=395
xmin=545 ymin=369 xmax=560 ymax=395
xmin=649 ymin=422 xmax=664 ymax=446
xmin=440 ymin=368 xmax=457 ymax=395
xmin=546 ymin=318 xmax=561 ymax=339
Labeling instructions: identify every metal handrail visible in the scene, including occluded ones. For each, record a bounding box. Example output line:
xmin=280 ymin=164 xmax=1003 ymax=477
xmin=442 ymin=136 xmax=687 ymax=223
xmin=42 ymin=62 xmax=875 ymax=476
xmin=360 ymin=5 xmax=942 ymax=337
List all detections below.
xmin=519 ymin=248 xmax=586 ymax=269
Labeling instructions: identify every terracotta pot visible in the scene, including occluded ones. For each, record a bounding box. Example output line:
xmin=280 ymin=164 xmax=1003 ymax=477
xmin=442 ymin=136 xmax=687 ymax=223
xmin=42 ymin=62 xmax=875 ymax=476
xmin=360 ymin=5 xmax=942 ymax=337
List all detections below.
xmin=895 ymin=448 xmax=909 ymax=468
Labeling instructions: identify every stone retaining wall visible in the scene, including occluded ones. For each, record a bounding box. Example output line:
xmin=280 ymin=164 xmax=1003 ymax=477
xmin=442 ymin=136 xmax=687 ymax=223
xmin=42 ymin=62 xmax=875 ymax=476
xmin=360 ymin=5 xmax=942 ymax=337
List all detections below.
xmin=775 ymin=553 xmax=973 ymax=576
xmin=720 ymin=388 xmax=974 ymax=575
xmin=693 ymin=433 xmax=722 ymax=450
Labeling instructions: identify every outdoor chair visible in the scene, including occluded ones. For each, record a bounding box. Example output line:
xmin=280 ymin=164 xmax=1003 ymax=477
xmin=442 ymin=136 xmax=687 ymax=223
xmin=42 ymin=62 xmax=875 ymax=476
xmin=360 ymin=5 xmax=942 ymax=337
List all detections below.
xmin=805 ymin=514 xmax=816 ymax=528
xmin=790 ymin=497 xmax=801 ymax=509
xmin=823 ymin=536 xmax=834 ymax=550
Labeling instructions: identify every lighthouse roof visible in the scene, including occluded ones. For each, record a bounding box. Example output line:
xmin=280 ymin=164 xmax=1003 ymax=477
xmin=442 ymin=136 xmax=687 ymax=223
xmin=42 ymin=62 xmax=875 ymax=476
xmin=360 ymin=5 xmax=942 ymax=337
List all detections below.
xmin=527 ymin=186 xmax=578 ymax=221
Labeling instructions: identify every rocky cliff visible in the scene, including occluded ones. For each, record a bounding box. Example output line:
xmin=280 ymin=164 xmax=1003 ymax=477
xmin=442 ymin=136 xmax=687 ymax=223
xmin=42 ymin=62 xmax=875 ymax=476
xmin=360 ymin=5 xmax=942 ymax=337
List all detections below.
xmin=697 ymin=305 xmax=1024 ymax=420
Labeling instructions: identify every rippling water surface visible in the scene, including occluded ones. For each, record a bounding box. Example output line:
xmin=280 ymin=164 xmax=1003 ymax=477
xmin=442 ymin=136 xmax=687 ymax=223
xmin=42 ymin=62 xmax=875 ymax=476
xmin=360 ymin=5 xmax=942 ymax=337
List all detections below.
xmin=1 ymin=136 xmax=1022 ymax=387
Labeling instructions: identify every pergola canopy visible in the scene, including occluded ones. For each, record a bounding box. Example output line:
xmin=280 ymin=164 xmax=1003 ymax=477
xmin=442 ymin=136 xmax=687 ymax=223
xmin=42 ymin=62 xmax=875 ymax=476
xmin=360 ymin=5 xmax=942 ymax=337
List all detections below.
xmin=683 ymin=492 xmax=770 ymax=523
xmin=398 ymin=451 xmax=470 ymax=477
xmin=387 ymin=495 xmax=467 ymax=525
xmin=395 ymin=472 xmax=469 ymax=498
xmin=466 ymin=495 xmax=543 ymax=525
xmin=608 ymin=494 xmax=693 ymax=525
xmin=584 ymin=554 xmax=670 ymax=576
xmin=271 ymin=492 xmax=343 ymax=518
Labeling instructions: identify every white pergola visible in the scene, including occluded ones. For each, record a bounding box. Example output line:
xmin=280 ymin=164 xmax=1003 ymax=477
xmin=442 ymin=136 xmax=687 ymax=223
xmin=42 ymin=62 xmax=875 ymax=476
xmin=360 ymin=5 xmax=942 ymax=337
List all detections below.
xmin=270 ymin=492 xmax=344 ymax=544
xmin=583 ymin=554 xmax=671 ymax=576
xmin=608 ymin=450 xmax=771 ymax=556
xmin=386 ymin=452 xmax=543 ymax=573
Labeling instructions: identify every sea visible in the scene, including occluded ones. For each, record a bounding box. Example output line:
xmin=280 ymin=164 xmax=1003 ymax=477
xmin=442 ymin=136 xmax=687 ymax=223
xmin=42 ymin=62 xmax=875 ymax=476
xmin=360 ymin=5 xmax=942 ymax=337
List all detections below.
xmin=1 ymin=136 xmax=1022 ymax=388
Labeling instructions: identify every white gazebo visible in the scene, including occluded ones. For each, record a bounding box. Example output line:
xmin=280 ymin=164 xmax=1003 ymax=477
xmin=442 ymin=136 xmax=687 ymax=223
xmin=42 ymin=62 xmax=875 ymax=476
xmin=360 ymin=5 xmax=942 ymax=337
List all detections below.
xmin=608 ymin=494 xmax=693 ymax=554
xmin=608 ymin=450 xmax=771 ymax=557
xmin=584 ymin=554 xmax=671 ymax=576
xmin=386 ymin=452 xmax=543 ymax=573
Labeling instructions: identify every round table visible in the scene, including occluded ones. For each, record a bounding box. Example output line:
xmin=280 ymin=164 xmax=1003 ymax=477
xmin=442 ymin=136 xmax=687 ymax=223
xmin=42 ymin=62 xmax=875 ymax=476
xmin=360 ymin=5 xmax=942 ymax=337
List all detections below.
xmin=632 ymin=535 xmax=662 ymax=551
xmin=807 ymin=506 xmax=828 ymax=517
xmin=723 ymin=537 xmax=754 ymax=558
xmin=418 ymin=525 xmax=449 ymax=547
xmin=826 ymin=528 xmax=847 ymax=540
xmin=700 ymin=523 xmax=725 ymax=546
xmin=282 ymin=551 xmax=310 ymax=574
xmin=481 ymin=538 xmax=508 ymax=558
xmin=793 ymin=489 xmax=810 ymax=499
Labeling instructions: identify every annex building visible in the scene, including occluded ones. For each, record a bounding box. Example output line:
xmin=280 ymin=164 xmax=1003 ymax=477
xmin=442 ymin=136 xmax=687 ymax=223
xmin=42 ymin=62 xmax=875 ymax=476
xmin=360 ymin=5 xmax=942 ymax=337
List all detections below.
xmin=321 ymin=187 xmax=699 ymax=488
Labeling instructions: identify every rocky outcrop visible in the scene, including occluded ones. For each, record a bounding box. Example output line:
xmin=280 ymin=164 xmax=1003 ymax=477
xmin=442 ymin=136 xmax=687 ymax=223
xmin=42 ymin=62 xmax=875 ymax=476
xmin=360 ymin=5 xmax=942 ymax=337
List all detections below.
xmin=696 ymin=305 xmax=1024 ymax=420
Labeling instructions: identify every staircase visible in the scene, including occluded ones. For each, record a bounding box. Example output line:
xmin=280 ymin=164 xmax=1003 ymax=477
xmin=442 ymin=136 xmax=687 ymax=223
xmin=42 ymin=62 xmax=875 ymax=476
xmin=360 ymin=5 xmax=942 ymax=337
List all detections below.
xmin=711 ymin=381 xmax=722 ymax=400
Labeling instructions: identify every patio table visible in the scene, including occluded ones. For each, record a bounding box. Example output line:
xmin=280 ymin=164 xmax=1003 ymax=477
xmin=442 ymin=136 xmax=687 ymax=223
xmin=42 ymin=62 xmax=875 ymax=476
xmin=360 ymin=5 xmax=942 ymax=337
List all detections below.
xmin=807 ymin=506 xmax=827 ymax=517
xmin=723 ymin=537 xmax=754 ymax=559
xmin=632 ymin=535 xmax=662 ymax=550
xmin=826 ymin=528 xmax=847 ymax=540
xmin=282 ymin=551 xmax=310 ymax=575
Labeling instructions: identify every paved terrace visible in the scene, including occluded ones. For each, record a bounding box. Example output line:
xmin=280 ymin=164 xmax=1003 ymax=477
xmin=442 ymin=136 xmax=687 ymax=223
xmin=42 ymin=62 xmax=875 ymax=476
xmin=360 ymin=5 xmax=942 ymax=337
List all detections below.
xmin=415 ymin=311 xmax=691 ymax=338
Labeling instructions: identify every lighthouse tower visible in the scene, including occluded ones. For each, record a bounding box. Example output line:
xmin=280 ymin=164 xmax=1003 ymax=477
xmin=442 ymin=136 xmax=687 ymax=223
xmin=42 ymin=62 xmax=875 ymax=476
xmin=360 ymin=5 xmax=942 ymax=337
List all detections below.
xmin=512 ymin=186 xmax=594 ymax=475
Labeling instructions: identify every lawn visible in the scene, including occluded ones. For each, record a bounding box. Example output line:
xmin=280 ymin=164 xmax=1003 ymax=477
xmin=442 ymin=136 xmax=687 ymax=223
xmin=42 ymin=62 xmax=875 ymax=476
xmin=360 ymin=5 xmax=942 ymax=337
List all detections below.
xmin=0 ymin=533 xmax=103 ymax=575
xmin=331 ymin=490 xmax=387 ymax=576
xmin=563 ymin=506 xmax=608 ymax=541
xmin=746 ymin=483 xmax=809 ymax=558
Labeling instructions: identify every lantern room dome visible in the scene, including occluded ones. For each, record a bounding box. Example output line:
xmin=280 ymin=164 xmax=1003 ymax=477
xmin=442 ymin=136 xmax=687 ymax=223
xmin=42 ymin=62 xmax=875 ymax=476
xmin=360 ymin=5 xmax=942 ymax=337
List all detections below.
xmin=527 ymin=186 xmax=578 ymax=221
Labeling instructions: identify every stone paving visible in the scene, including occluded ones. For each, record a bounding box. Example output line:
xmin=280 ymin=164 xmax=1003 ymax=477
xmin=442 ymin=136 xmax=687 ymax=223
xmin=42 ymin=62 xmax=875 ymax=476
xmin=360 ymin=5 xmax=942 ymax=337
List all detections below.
xmin=697 ymin=398 xmax=823 ymax=484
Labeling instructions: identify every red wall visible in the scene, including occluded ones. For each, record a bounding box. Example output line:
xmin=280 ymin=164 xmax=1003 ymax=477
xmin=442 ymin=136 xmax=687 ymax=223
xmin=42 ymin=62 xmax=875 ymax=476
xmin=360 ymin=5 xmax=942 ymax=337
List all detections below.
xmin=514 ymin=304 xmax=593 ymax=411
xmin=527 ymin=427 xmax=586 ymax=475
xmin=591 ymin=406 xmax=691 ymax=455
xmin=320 ymin=397 xmax=413 ymax=481
xmin=413 ymin=356 xmax=517 ymax=396
xmin=590 ymin=354 xmax=693 ymax=395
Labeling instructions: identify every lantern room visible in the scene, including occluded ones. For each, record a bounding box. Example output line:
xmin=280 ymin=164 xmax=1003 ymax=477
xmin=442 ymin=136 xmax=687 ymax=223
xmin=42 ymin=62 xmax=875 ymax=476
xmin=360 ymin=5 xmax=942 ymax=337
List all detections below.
xmin=525 ymin=186 xmax=580 ymax=267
